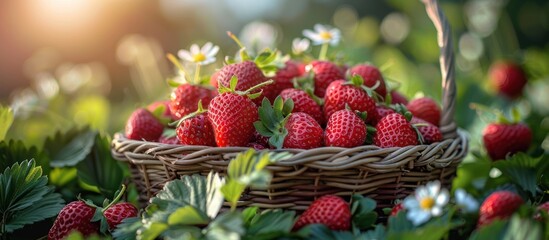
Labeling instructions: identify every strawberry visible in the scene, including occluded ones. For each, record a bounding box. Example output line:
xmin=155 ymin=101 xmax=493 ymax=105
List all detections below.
xmin=477 ymin=191 xmax=523 ymax=227
xmin=280 ymin=88 xmax=323 ymax=125
xmin=293 ymin=195 xmax=351 ymax=231
xmin=323 ymin=78 xmax=377 ymax=123
xmin=390 ymin=202 xmax=404 ymax=216
xmin=373 ymin=113 xmax=419 ymax=148
xmin=273 ymin=60 xmax=304 ymax=95
xmin=169 ymin=84 xmax=216 ymax=119
xmin=325 ymin=109 xmax=367 ymax=148
xmin=125 ymin=108 xmax=164 ymax=141
xmin=406 ymin=97 xmax=441 ymax=126
xmin=208 ymin=77 xmax=269 ymax=147
xmin=158 ymin=135 xmax=179 ymax=145
xmin=217 ymin=61 xmax=272 ymax=105
xmin=483 ymin=122 xmax=532 ymax=160
xmin=348 ymin=64 xmax=387 ymax=99
xmin=283 ymin=112 xmax=324 ymax=149
xmin=210 ymin=70 xmax=221 ymax=88
xmin=255 ymin=97 xmax=323 ymax=149
xmin=390 ymin=90 xmax=408 ymax=105
xmin=103 ymin=202 xmax=138 ymax=230
xmin=147 ymin=100 xmax=175 ymax=120
xmin=176 ymin=104 xmax=216 ymax=146
xmin=48 ymin=201 xmax=99 ymax=239
xmin=411 ymin=117 xmax=443 ymax=144
xmin=489 ymin=61 xmax=527 ymax=99
xmin=534 ymin=202 xmax=549 ymax=221
xmin=247 ymin=142 xmax=267 ymax=150
xmin=374 ymin=105 xmax=395 ymax=125
xmin=308 ymin=60 xmax=344 ymax=97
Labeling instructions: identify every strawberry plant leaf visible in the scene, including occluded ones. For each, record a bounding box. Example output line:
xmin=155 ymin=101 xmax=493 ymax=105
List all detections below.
xmin=76 ymin=133 xmax=125 ymax=197
xmin=492 ymin=153 xmax=542 ymax=197
xmin=351 ymin=194 xmax=378 ymax=231
xmin=503 ymin=214 xmax=542 ymax=240
xmin=167 ymin=206 xmax=210 ymax=225
xmin=245 ymin=209 xmax=296 ymax=236
xmin=469 ymin=219 xmax=508 ymax=240
xmin=0 ymin=139 xmax=50 ymax=174
xmin=296 ymin=224 xmax=337 ymax=240
xmin=140 ymin=222 xmax=168 ymax=240
xmin=0 ymin=160 xmax=64 ymax=234
xmin=45 ymin=127 xmax=97 ymax=167
xmin=204 ymin=211 xmax=245 ymax=240
xmin=360 ymin=225 xmax=386 ymax=240
xmin=0 ymin=105 xmax=14 ymax=141
xmin=112 ymin=217 xmax=142 ymax=240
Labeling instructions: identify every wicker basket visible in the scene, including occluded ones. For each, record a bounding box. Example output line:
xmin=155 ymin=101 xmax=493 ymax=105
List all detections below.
xmin=112 ymin=0 xmax=468 ymax=210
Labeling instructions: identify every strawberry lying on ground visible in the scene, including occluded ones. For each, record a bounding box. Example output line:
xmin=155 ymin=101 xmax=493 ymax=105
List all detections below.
xmin=125 ymin=108 xmax=164 ymax=141
xmin=406 ymin=97 xmax=441 ymax=126
xmin=176 ymin=101 xmax=216 ymax=146
xmin=323 ymin=75 xmax=377 ymax=123
xmin=374 ymin=112 xmax=419 ymax=148
xmin=255 ymin=97 xmax=323 ymax=149
xmin=348 ymin=63 xmax=387 ymax=100
xmin=308 ymin=60 xmax=344 ymax=97
xmin=325 ymin=109 xmax=367 ymax=148
xmin=293 ymin=195 xmax=351 ymax=231
xmin=483 ymin=122 xmax=532 ymax=160
xmin=208 ymin=77 xmax=270 ymax=147
xmin=489 ymin=61 xmax=527 ymax=99
xmin=49 ymin=186 xmax=137 ymax=239
xmin=477 ymin=191 xmax=523 ymax=227
xmin=280 ymin=88 xmax=323 ymax=125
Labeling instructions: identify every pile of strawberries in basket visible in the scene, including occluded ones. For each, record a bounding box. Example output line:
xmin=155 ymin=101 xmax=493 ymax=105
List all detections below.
xmin=125 ymin=25 xmax=445 ymax=149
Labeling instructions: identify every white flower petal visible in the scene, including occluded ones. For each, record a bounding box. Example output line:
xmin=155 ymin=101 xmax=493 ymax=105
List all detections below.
xmin=201 ymin=42 xmax=213 ymax=53
xmin=190 ymin=44 xmax=200 ymax=55
xmin=427 ymin=181 xmax=441 ymax=196
xmin=207 ymin=45 xmax=220 ymax=58
xmin=409 ymin=210 xmax=431 ymax=226
xmin=201 ymin=58 xmax=216 ymax=65
xmin=178 ymin=50 xmax=193 ymax=62
xmin=403 ymin=197 xmax=419 ymax=209
xmin=431 ymin=206 xmax=443 ymax=216
xmin=416 ymin=186 xmax=429 ymax=199
xmin=436 ymin=188 xmax=450 ymax=206
xmin=314 ymin=24 xmax=327 ymax=33
xmin=303 ymin=30 xmax=320 ymax=42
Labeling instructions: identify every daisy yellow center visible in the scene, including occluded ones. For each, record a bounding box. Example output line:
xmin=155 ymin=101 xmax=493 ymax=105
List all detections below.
xmin=420 ymin=197 xmax=435 ymax=210
xmin=319 ymin=31 xmax=332 ymax=40
xmin=193 ymin=53 xmax=206 ymax=62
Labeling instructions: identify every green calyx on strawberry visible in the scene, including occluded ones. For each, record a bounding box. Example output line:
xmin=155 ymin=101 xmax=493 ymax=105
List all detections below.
xmin=344 ymin=74 xmax=383 ymax=102
xmin=218 ymin=76 xmax=274 ymax=99
xmin=226 ymin=31 xmax=282 ymax=76
xmin=48 ymin=185 xmax=138 ymax=239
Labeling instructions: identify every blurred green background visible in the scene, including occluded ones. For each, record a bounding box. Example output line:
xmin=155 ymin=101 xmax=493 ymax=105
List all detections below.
xmin=1 ymin=0 xmax=548 ymax=153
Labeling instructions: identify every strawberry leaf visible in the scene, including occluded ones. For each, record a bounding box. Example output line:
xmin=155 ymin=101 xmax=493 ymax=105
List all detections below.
xmin=0 ymin=160 xmax=64 ymax=233
xmin=167 ymin=206 xmax=210 ymax=225
xmin=0 ymin=105 xmax=14 ymax=141
xmin=204 ymin=211 xmax=245 ymax=239
xmin=45 ymin=127 xmax=96 ymax=168
xmin=245 ymin=209 xmax=296 ymax=236
xmin=351 ymin=195 xmax=378 ymax=231
xmin=0 ymin=140 xmax=50 ymax=174
xmin=112 ymin=217 xmax=142 ymax=240
xmin=492 ymin=153 xmax=546 ymax=197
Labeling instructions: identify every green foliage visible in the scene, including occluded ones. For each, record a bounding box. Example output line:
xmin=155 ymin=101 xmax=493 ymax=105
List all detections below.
xmin=44 ymin=127 xmax=97 ymax=168
xmin=0 ymin=160 xmax=64 ymax=235
xmin=76 ymin=133 xmax=125 ymax=197
xmin=0 ymin=139 xmax=50 ymax=174
xmin=493 ymin=153 xmax=549 ymax=197
xmin=0 ymin=106 xmax=14 ymax=141
xmin=254 ymin=96 xmax=293 ymax=149
xmin=351 ymin=194 xmax=378 ymax=232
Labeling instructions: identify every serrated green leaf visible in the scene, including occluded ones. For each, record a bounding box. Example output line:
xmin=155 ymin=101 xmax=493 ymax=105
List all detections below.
xmin=242 ymin=207 xmax=259 ymax=225
xmin=296 ymin=224 xmax=337 ymax=240
xmin=0 ymin=105 xmax=14 ymax=141
xmin=469 ymin=219 xmax=507 ymax=240
xmin=77 ymin=133 xmax=125 ymax=197
xmin=246 ymin=209 xmax=296 ymax=236
xmin=162 ymin=226 xmax=202 ymax=240
xmin=493 ymin=153 xmax=541 ymax=196
xmin=220 ymin=179 xmax=246 ymax=209
xmin=46 ymin=127 xmax=97 ymax=167
xmin=253 ymin=121 xmax=273 ymax=137
xmin=112 ymin=217 xmax=141 ymax=240
xmin=205 ymin=211 xmax=244 ymax=240
xmin=0 ymin=140 xmax=50 ymax=174
xmin=168 ymin=206 xmax=209 ymax=225
xmin=359 ymin=224 xmax=386 ymax=240
xmin=0 ymin=160 xmax=64 ymax=234
xmin=140 ymin=222 xmax=168 ymax=240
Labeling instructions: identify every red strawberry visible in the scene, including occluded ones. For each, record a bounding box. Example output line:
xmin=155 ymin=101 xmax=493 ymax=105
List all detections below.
xmin=169 ymin=84 xmax=216 ymax=119
xmin=125 ymin=108 xmax=164 ymax=141
xmin=208 ymin=93 xmax=258 ymax=147
xmin=308 ymin=60 xmax=344 ymax=97
xmin=217 ymin=61 xmax=270 ymax=105
xmin=374 ymin=106 xmax=395 ymax=125
xmin=48 ymin=201 xmax=99 ymax=239
xmin=390 ymin=90 xmax=408 ymax=105
xmin=406 ymin=97 xmax=441 ymax=126
xmin=283 ymin=112 xmax=324 ymax=149
xmin=477 ymin=191 xmax=523 ymax=227
xmin=374 ymin=113 xmax=419 ymax=148
xmin=483 ymin=123 xmax=532 ymax=160
xmin=147 ymin=100 xmax=175 ymax=120
xmin=325 ymin=109 xmax=367 ymax=148
xmin=158 ymin=135 xmax=179 ymax=145
xmin=293 ymin=195 xmax=351 ymax=231
xmin=489 ymin=61 xmax=527 ymax=99
xmin=280 ymin=88 xmax=323 ymax=125
xmin=103 ymin=202 xmax=138 ymax=230
xmin=534 ymin=202 xmax=549 ymax=221
xmin=390 ymin=202 xmax=403 ymax=216
xmin=411 ymin=117 xmax=443 ymax=144
xmin=273 ymin=60 xmax=304 ymax=95
xmin=348 ymin=64 xmax=387 ymax=99
xmin=323 ymin=79 xmax=377 ymax=123
xmin=210 ymin=70 xmax=221 ymax=88
xmin=177 ymin=113 xmax=216 ymax=146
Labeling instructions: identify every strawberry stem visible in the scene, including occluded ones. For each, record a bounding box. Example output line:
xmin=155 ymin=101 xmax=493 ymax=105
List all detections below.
xmin=194 ymin=63 xmax=201 ymax=85
xmin=102 ymin=184 xmax=127 ymax=213
xmin=167 ymin=53 xmax=189 ymax=82
xmin=243 ymin=80 xmax=274 ymax=95
xmin=319 ymin=43 xmax=329 ymax=61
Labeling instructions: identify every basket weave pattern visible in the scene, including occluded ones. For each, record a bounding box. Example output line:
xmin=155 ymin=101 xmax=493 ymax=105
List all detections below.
xmin=112 ymin=0 xmax=468 ymax=210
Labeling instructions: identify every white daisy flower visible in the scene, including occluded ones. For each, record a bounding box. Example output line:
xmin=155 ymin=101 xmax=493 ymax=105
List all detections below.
xmin=178 ymin=42 xmax=219 ymax=65
xmin=403 ymin=181 xmax=450 ymax=226
xmin=455 ymin=189 xmax=479 ymax=213
xmin=303 ymin=24 xmax=341 ymax=46
xmin=292 ymin=38 xmax=310 ymax=55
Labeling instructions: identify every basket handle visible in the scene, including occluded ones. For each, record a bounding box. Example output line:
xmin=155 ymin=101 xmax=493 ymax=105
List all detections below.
xmin=422 ymin=0 xmax=457 ymax=139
